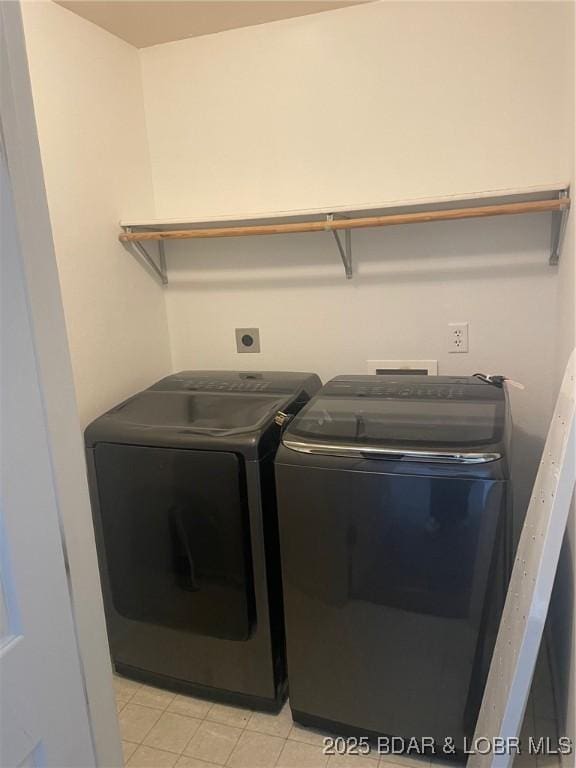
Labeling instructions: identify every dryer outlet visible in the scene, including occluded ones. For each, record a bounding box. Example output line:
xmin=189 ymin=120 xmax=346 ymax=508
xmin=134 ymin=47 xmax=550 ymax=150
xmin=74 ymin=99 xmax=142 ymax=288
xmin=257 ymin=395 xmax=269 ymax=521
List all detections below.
xmin=236 ymin=328 xmax=261 ymax=353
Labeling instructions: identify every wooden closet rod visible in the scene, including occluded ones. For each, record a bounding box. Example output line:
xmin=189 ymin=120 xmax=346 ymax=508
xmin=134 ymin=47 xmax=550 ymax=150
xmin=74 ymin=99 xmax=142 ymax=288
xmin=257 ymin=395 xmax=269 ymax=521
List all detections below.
xmin=119 ymin=197 xmax=570 ymax=242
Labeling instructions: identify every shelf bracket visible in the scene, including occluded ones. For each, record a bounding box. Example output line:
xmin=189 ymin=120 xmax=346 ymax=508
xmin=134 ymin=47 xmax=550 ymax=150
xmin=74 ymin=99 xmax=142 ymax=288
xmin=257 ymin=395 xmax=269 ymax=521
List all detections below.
xmin=327 ymin=214 xmax=353 ymax=279
xmin=549 ymin=188 xmax=570 ymax=266
xmin=124 ymin=227 xmax=168 ymax=284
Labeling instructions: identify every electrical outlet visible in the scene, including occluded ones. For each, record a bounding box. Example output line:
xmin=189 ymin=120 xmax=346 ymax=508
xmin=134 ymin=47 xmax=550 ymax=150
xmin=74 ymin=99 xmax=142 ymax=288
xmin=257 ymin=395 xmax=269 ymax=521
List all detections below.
xmin=448 ymin=322 xmax=469 ymax=353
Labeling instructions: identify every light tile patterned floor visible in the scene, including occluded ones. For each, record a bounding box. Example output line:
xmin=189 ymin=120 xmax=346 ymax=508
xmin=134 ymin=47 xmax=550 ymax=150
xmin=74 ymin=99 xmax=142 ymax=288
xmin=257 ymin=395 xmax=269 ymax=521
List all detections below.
xmin=115 ymin=656 xmax=560 ymax=768
xmin=116 ymin=676 xmax=437 ymax=768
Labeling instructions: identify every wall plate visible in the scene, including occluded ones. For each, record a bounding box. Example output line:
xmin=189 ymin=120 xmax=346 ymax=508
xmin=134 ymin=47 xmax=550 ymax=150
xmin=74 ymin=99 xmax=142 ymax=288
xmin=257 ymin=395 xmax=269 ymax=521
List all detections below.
xmin=366 ymin=359 xmax=438 ymax=375
xmin=235 ymin=327 xmax=261 ymax=353
xmin=448 ymin=322 xmax=469 ymax=353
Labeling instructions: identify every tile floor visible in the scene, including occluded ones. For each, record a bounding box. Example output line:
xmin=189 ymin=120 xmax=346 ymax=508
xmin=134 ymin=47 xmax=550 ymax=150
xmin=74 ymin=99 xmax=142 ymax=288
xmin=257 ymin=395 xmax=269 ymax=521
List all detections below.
xmin=115 ymin=650 xmax=560 ymax=768
xmin=116 ymin=676 xmax=442 ymax=768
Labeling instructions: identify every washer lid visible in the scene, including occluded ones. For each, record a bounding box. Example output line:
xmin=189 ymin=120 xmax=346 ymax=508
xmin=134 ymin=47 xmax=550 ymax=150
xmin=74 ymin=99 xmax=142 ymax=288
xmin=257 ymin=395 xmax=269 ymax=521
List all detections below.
xmin=107 ymin=390 xmax=288 ymax=436
xmin=282 ymin=375 xmax=506 ymax=463
xmin=85 ymin=370 xmax=322 ymax=457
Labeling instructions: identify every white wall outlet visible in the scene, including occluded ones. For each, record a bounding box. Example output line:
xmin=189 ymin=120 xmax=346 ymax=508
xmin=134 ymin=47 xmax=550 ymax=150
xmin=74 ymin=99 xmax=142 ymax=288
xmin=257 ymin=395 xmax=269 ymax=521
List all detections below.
xmin=448 ymin=322 xmax=469 ymax=353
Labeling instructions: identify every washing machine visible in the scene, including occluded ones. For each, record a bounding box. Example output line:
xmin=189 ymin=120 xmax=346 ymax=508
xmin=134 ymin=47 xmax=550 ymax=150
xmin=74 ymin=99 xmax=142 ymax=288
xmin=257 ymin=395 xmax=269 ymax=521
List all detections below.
xmin=85 ymin=370 xmax=321 ymax=711
xmin=275 ymin=374 xmax=511 ymax=749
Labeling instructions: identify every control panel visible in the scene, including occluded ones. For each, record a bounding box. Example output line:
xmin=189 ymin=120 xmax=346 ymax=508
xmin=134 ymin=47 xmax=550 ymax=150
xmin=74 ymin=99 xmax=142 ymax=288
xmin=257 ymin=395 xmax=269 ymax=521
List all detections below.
xmin=184 ymin=379 xmax=272 ymax=392
xmin=324 ymin=377 xmax=497 ymax=401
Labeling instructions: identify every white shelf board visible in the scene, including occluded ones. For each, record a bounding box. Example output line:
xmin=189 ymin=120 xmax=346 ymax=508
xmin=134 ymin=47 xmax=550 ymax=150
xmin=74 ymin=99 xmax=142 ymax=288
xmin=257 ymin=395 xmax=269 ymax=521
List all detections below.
xmin=120 ymin=182 xmax=568 ymax=229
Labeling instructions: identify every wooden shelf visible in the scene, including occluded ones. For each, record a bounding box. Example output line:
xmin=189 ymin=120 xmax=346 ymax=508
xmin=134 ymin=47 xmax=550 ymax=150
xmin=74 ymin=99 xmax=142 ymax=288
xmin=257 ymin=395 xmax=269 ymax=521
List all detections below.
xmin=119 ymin=186 xmax=571 ymax=284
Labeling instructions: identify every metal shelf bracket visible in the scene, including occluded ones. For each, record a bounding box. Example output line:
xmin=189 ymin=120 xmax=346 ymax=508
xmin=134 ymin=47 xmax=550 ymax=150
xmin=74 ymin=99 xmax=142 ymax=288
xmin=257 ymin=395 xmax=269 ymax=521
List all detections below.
xmin=123 ymin=227 xmax=168 ymax=284
xmin=550 ymin=188 xmax=570 ymax=266
xmin=327 ymin=214 xmax=353 ymax=279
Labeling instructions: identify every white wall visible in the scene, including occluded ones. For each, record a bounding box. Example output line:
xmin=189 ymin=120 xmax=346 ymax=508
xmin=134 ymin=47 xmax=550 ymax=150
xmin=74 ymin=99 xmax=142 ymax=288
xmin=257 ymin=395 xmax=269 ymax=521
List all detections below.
xmin=21 ymin=0 xmax=171 ymax=428
xmin=141 ymin=1 xmax=573 ymax=220
xmin=140 ymin=0 xmax=573 ymax=529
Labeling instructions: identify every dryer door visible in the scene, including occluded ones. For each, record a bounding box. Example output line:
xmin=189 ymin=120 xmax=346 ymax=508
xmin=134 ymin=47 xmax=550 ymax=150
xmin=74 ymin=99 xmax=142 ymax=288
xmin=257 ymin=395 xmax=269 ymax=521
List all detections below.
xmin=93 ymin=443 xmax=254 ymax=641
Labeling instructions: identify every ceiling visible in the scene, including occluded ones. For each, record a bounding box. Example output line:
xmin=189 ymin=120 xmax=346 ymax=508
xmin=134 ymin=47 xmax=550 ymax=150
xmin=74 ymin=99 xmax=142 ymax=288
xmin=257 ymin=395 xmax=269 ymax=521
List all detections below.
xmin=55 ymin=1 xmax=369 ymax=49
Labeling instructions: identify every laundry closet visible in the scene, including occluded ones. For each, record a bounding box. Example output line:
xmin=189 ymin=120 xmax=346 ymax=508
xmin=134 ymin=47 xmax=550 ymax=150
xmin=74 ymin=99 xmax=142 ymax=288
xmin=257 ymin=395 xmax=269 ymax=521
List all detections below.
xmin=2 ymin=1 xmax=574 ymax=767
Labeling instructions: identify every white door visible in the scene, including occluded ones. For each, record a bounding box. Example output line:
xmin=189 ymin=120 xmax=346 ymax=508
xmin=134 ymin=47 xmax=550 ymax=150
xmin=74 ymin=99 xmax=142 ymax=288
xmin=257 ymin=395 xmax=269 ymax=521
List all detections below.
xmin=0 ymin=130 xmax=97 ymax=766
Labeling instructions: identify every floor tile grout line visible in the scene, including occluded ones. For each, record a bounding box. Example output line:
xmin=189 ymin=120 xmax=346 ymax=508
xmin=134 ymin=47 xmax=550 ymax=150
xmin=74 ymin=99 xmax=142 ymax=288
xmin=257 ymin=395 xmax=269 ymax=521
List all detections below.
xmin=177 ymin=715 xmax=208 ymax=758
xmin=179 ymin=715 xmax=243 ymax=762
xmin=118 ymin=700 xmax=166 ymax=749
xmin=116 ymin=689 xmax=136 ymax=708
xmin=135 ymin=744 xmax=180 ymax=758
xmin=193 ymin=754 xmax=233 ymax=768
xmin=119 ymin=700 xmax=168 ymax=717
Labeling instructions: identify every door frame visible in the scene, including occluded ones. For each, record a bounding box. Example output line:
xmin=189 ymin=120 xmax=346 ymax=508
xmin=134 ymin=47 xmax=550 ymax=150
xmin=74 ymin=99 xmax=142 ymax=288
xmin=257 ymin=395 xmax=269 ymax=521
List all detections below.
xmin=0 ymin=2 xmax=122 ymax=765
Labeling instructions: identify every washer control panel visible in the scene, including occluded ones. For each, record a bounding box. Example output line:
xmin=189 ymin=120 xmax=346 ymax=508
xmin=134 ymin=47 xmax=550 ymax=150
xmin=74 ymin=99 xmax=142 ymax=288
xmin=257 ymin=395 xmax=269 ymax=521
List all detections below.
xmin=324 ymin=376 xmax=497 ymax=401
